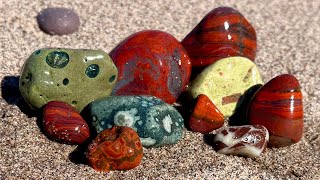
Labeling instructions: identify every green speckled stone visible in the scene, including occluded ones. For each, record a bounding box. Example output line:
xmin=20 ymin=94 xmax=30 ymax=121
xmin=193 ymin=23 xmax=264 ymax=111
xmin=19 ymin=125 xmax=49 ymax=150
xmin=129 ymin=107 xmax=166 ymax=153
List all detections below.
xmin=187 ymin=56 xmax=263 ymax=117
xmin=88 ymin=95 xmax=184 ymax=147
xmin=19 ymin=48 xmax=118 ymax=112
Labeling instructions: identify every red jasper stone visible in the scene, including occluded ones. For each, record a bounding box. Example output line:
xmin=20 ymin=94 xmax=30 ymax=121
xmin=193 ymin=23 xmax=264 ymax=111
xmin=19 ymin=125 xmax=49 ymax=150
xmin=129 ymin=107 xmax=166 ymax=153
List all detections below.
xmin=43 ymin=101 xmax=90 ymax=144
xmin=189 ymin=94 xmax=224 ymax=133
xmin=248 ymin=74 xmax=303 ymax=147
xmin=87 ymin=126 xmax=143 ymax=172
xmin=181 ymin=7 xmax=257 ymax=67
xmin=110 ymin=30 xmax=192 ymax=104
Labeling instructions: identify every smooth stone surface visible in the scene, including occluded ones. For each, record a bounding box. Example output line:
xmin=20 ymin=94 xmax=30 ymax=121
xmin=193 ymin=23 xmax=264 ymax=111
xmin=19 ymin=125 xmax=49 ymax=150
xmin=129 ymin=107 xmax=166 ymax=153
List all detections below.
xmin=43 ymin=101 xmax=90 ymax=144
xmin=213 ymin=125 xmax=269 ymax=158
xmin=37 ymin=7 xmax=80 ymax=35
xmin=19 ymin=48 xmax=118 ymax=112
xmin=189 ymin=94 xmax=224 ymax=134
xmin=187 ymin=56 xmax=263 ymax=117
xmin=181 ymin=7 xmax=257 ymax=67
xmin=248 ymin=74 xmax=303 ymax=147
xmin=87 ymin=126 xmax=143 ymax=172
xmin=110 ymin=30 xmax=192 ymax=104
xmin=88 ymin=95 xmax=184 ymax=147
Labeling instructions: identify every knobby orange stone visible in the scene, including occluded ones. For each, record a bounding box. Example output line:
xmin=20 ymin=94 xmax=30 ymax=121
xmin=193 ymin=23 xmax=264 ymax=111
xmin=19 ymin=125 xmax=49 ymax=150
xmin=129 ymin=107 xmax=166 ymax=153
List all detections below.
xmin=43 ymin=101 xmax=90 ymax=144
xmin=87 ymin=126 xmax=143 ymax=172
xmin=110 ymin=30 xmax=192 ymax=104
xmin=248 ymin=74 xmax=303 ymax=147
xmin=189 ymin=94 xmax=224 ymax=133
xmin=181 ymin=7 xmax=257 ymax=67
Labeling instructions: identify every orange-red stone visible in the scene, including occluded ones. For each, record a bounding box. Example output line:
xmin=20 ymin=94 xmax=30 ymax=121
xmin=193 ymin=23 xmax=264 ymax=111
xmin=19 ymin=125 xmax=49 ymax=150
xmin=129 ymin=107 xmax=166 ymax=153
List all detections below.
xmin=43 ymin=101 xmax=90 ymax=144
xmin=87 ymin=126 xmax=143 ymax=172
xmin=181 ymin=7 xmax=257 ymax=67
xmin=248 ymin=74 xmax=303 ymax=147
xmin=110 ymin=30 xmax=192 ymax=104
xmin=189 ymin=94 xmax=224 ymax=133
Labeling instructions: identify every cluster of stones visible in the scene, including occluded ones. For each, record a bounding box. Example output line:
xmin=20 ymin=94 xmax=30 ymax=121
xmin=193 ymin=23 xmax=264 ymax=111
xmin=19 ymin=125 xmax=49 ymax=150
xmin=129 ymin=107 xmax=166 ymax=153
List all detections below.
xmin=18 ymin=6 xmax=303 ymax=172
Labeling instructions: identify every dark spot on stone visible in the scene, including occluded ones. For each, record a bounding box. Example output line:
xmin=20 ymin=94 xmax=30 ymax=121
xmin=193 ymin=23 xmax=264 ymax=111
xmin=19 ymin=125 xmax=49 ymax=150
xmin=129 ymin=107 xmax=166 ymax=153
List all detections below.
xmin=72 ymin=101 xmax=77 ymax=104
xmin=85 ymin=64 xmax=99 ymax=78
xmin=35 ymin=50 xmax=41 ymax=55
xmin=63 ymin=78 xmax=69 ymax=85
xmin=57 ymin=84 xmax=60 ymax=86
xmin=37 ymin=7 xmax=80 ymax=35
xmin=39 ymin=95 xmax=42 ymax=97
xmin=46 ymin=51 xmax=69 ymax=68
xmin=21 ymin=82 xmax=25 ymax=86
xmin=109 ymin=75 xmax=116 ymax=82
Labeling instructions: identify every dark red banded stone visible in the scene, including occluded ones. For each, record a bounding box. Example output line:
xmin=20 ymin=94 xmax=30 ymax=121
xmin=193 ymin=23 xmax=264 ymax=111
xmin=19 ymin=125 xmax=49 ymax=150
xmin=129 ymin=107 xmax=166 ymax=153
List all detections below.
xmin=43 ymin=101 xmax=90 ymax=144
xmin=110 ymin=30 xmax=192 ymax=104
xmin=181 ymin=7 xmax=257 ymax=67
xmin=87 ymin=126 xmax=143 ymax=172
xmin=248 ymin=74 xmax=303 ymax=147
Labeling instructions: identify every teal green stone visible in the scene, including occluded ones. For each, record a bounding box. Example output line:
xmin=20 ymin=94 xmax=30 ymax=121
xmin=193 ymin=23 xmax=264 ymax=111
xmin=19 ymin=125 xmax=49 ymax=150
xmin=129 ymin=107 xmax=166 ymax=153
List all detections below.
xmin=19 ymin=48 xmax=118 ymax=112
xmin=88 ymin=95 xmax=184 ymax=147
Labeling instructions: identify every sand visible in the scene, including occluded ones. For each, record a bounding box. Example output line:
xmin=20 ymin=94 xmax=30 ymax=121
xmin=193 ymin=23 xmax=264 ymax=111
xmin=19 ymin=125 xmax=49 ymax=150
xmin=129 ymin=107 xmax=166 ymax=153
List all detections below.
xmin=0 ymin=0 xmax=319 ymax=179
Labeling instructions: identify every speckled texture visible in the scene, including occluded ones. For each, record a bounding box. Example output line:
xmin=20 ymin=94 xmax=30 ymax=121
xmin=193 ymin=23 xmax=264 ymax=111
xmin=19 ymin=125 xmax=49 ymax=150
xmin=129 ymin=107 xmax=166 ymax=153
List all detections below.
xmin=19 ymin=48 xmax=118 ymax=112
xmin=187 ymin=56 xmax=263 ymax=117
xmin=88 ymin=95 xmax=184 ymax=147
xmin=0 ymin=0 xmax=319 ymax=179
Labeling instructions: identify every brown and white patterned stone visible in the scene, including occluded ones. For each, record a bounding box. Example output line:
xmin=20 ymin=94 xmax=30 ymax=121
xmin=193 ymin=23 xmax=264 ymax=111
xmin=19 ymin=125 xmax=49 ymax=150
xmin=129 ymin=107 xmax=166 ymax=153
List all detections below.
xmin=213 ymin=125 xmax=269 ymax=158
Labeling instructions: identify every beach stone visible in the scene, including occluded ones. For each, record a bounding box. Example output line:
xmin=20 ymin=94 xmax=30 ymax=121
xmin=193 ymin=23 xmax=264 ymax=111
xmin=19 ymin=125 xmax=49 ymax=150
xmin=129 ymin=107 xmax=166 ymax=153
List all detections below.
xmin=181 ymin=7 xmax=257 ymax=67
xmin=110 ymin=30 xmax=192 ymax=104
xmin=213 ymin=125 xmax=269 ymax=158
xmin=187 ymin=56 xmax=263 ymax=117
xmin=88 ymin=95 xmax=184 ymax=147
xmin=189 ymin=94 xmax=224 ymax=134
xmin=19 ymin=48 xmax=118 ymax=112
xmin=37 ymin=7 xmax=80 ymax=35
xmin=43 ymin=101 xmax=90 ymax=144
xmin=248 ymin=74 xmax=303 ymax=147
xmin=87 ymin=126 xmax=143 ymax=172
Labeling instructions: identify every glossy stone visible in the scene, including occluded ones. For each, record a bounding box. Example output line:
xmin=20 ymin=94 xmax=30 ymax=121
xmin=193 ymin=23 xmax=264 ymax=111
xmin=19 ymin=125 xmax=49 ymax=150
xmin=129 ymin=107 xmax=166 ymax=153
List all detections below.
xmin=189 ymin=94 xmax=224 ymax=133
xmin=213 ymin=125 xmax=269 ymax=158
xmin=87 ymin=126 xmax=143 ymax=172
xmin=88 ymin=95 xmax=184 ymax=147
xmin=43 ymin=101 xmax=90 ymax=144
xmin=181 ymin=7 xmax=257 ymax=67
xmin=187 ymin=56 xmax=263 ymax=117
xmin=37 ymin=7 xmax=80 ymax=35
xmin=110 ymin=30 xmax=192 ymax=104
xmin=19 ymin=48 xmax=118 ymax=112
xmin=248 ymin=74 xmax=303 ymax=147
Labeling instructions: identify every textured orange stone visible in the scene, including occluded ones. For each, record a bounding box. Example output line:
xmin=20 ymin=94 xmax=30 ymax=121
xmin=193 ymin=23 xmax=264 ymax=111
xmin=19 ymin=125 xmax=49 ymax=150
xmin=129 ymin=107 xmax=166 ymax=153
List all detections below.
xmin=189 ymin=94 xmax=224 ymax=133
xmin=87 ymin=126 xmax=143 ymax=172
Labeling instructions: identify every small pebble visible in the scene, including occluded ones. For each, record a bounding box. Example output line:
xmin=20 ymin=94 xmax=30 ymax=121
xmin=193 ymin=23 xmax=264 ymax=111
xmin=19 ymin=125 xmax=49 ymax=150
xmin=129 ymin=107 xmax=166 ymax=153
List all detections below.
xmin=37 ymin=7 xmax=80 ymax=35
xmin=213 ymin=125 xmax=269 ymax=158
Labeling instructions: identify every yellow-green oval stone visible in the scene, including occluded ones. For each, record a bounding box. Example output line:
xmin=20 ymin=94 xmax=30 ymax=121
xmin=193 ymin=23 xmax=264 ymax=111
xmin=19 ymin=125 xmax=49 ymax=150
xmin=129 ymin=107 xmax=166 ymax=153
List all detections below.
xmin=187 ymin=57 xmax=263 ymax=117
xmin=19 ymin=48 xmax=118 ymax=112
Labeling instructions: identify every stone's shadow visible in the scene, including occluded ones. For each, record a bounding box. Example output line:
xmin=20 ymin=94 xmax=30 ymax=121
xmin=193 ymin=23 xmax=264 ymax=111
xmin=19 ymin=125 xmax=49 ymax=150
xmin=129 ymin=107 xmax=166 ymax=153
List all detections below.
xmin=229 ymin=84 xmax=263 ymax=126
xmin=203 ymin=133 xmax=216 ymax=148
xmin=175 ymin=91 xmax=196 ymax=131
xmin=1 ymin=76 xmax=37 ymax=117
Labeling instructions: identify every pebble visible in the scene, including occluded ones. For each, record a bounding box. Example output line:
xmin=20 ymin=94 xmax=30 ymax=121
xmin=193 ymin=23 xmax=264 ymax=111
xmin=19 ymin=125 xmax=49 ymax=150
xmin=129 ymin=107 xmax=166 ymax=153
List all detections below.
xmin=43 ymin=101 xmax=90 ymax=144
xmin=187 ymin=56 xmax=263 ymax=117
xmin=19 ymin=48 xmax=118 ymax=112
xmin=213 ymin=125 xmax=269 ymax=158
xmin=248 ymin=74 xmax=303 ymax=147
xmin=87 ymin=126 xmax=143 ymax=172
xmin=182 ymin=7 xmax=257 ymax=67
xmin=189 ymin=94 xmax=224 ymax=134
xmin=110 ymin=30 xmax=192 ymax=104
xmin=88 ymin=95 xmax=184 ymax=147
xmin=37 ymin=7 xmax=80 ymax=35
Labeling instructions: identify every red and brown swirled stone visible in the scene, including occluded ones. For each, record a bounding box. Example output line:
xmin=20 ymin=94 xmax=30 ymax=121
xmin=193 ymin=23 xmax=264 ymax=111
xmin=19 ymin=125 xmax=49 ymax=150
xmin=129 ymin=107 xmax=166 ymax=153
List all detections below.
xmin=248 ymin=74 xmax=303 ymax=147
xmin=43 ymin=101 xmax=90 ymax=144
xmin=181 ymin=7 xmax=257 ymax=67
xmin=87 ymin=126 xmax=143 ymax=172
